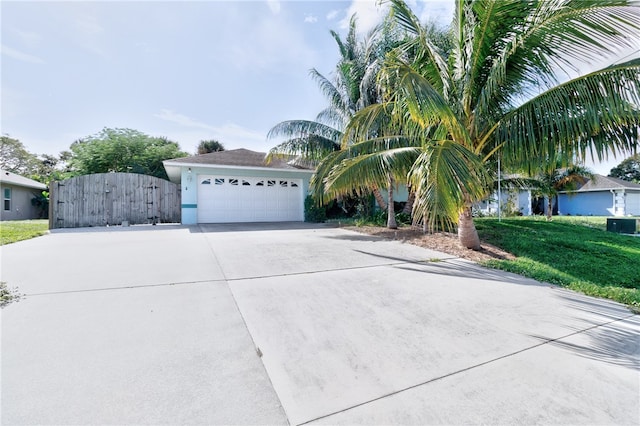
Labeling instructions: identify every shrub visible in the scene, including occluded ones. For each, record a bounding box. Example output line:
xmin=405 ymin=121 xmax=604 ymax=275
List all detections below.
xmin=304 ymin=195 xmax=327 ymax=223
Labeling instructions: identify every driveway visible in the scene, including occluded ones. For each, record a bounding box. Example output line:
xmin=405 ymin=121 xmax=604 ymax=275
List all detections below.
xmin=1 ymin=223 xmax=638 ymax=425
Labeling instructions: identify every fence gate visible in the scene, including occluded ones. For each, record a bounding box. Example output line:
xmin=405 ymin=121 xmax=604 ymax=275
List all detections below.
xmin=49 ymin=173 xmax=181 ymax=229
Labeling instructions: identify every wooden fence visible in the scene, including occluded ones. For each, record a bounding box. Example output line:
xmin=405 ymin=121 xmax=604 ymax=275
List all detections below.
xmin=49 ymin=173 xmax=181 ymax=229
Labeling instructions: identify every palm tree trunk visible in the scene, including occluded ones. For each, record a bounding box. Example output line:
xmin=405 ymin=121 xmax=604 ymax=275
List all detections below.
xmin=387 ymin=175 xmax=397 ymax=229
xmin=458 ymin=206 xmax=481 ymax=250
xmin=372 ymin=186 xmax=387 ymax=211
xmin=402 ymin=187 xmax=415 ymax=215
xmin=546 ymin=196 xmax=553 ymax=221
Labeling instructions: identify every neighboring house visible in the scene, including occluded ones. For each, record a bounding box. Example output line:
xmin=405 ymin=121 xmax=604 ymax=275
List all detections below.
xmin=558 ymin=174 xmax=640 ymax=216
xmin=474 ymin=189 xmax=533 ymax=216
xmin=163 ymin=149 xmax=315 ymax=224
xmin=0 ymin=169 xmax=47 ymax=221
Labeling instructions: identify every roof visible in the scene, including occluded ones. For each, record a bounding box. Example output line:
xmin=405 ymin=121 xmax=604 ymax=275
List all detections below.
xmin=563 ymin=174 xmax=640 ymax=193
xmin=164 ymin=148 xmax=312 ymax=170
xmin=0 ymin=169 xmax=47 ymax=190
xmin=163 ymin=149 xmax=314 ymax=183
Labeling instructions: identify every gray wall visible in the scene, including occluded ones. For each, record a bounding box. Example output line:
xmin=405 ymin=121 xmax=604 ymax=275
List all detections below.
xmin=0 ymin=183 xmax=44 ymax=221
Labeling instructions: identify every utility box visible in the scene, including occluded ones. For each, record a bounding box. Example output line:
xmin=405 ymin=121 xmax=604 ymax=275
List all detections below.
xmin=606 ymin=218 xmax=639 ymax=234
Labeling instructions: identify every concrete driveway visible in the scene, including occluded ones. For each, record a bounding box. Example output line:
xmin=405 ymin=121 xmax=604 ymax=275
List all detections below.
xmin=1 ymin=223 xmax=638 ymax=425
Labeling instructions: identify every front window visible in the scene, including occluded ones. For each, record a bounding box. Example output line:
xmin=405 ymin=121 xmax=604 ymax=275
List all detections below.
xmin=3 ymin=188 xmax=11 ymax=211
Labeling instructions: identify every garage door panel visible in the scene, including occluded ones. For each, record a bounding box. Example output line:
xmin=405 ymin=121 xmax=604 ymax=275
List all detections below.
xmin=197 ymin=175 xmax=303 ymax=223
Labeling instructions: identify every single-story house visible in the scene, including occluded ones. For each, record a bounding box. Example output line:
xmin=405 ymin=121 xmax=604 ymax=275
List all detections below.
xmin=0 ymin=169 xmax=48 ymax=221
xmin=474 ymin=190 xmax=533 ymax=216
xmin=558 ymin=174 xmax=640 ymax=216
xmin=163 ymin=149 xmax=314 ymax=224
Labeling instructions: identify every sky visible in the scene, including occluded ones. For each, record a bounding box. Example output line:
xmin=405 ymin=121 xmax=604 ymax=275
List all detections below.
xmin=0 ymin=0 xmax=636 ymax=175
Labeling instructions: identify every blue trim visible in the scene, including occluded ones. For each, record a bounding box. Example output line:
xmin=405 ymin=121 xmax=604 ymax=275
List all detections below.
xmin=181 ymin=204 xmax=197 ymax=208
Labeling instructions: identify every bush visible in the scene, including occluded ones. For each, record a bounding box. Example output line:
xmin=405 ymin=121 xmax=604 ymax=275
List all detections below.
xmin=304 ymin=195 xmax=327 ymax=223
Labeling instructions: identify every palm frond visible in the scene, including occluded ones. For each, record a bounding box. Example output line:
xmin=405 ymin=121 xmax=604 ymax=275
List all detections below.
xmin=475 ymin=0 xmax=640 ymax=124
xmin=267 ymin=120 xmax=342 ymax=142
xmin=498 ymin=59 xmax=640 ymax=172
xmin=323 ymin=146 xmax=422 ymax=201
xmin=266 ymin=135 xmax=340 ymax=164
xmin=409 ymin=140 xmax=489 ymax=231
xmin=309 ymin=68 xmax=351 ymax=117
xmin=390 ymin=62 xmax=469 ymax=145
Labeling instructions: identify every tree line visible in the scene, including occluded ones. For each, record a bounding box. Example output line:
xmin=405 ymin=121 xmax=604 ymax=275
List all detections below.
xmin=1 ymin=131 xmax=225 ymax=184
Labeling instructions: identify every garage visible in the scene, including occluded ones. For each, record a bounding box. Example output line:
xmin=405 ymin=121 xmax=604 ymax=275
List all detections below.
xmin=197 ymin=175 xmax=303 ymax=223
xmin=163 ymin=149 xmax=314 ymax=225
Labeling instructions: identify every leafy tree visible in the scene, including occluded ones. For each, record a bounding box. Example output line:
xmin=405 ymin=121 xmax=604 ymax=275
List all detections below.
xmin=326 ymin=0 xmax=639 ymax=249
xmin=609 ymin=154 xmax=640 ymax=183
xmin=0 ymin=135 xmax=39 ymax=175
xmin=68 ymin=128 xmax=188 ymax=180
xmin=30 ymin=151 xmax=73 ymax=185
xmin=197 ymin=139 xmax=225 ymax=154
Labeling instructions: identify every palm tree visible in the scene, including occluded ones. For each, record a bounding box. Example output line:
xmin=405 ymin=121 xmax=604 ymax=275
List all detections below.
xmin=325 ymin=0 xmax=639 ymax=249
xmin=197 ymin=140 xmax=225 ymax=154
xmin=531 ymin=158 xmax=594 ymax=220
xmin=267 ymin=15 xmax=405 ymax=227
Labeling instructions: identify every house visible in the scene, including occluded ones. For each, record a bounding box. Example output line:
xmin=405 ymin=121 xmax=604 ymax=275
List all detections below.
xmin=163 ymin=149 xmax=315 ymax=224
xmin=558 ymin=174 xmax=640 ymax=216
xmin=0 ymin=169 xmax=48 ymax=221
xmin=474 ymin=189 xmax=533 ymax=216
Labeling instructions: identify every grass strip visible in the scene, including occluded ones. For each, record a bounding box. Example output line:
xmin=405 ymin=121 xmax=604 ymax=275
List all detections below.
xmin=475 ymin=217 xmax=640 ymax=307
xmin=0 ymin=220 xmax=49 ymax=245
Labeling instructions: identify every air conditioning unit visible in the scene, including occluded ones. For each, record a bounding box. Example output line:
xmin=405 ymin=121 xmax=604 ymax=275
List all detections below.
xmin=606 ymin=218 xmax=639 ymax=234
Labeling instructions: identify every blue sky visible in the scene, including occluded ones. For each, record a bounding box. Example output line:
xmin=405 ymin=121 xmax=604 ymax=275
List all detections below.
xmin=1 ymin=0 xmax=635 ymax=175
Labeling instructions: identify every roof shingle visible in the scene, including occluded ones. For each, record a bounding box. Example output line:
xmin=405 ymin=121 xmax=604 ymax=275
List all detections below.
xmin=571 ymin=174 xmax=640 ymax=192
xmin=164 ymin=148 xmax=312 ymax=170
xmin=0 ymin=169 xmax=47 ymax=190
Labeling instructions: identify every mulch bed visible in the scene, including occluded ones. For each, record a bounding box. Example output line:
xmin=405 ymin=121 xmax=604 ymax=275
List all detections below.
xmin=344 ymin=225 xmax=516 ymax=263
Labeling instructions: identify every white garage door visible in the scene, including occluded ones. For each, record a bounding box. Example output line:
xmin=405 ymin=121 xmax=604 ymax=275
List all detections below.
xmin=197 ymin=175 xmax=304 ymax=223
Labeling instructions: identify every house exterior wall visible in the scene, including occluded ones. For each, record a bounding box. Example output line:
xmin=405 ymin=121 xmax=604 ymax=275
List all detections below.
xmin=517 ymin=190 xmax=532 ymax=215
xmin=475 ymin=190 xmax=531 ymax=216
xmin=558 ymin=192 xmax=613 ymax=216
xmin=179 ymin=166 xmax=313 ymax=224
xmin=0 ymin=183 xmax=43 ymax=221
xmin=379 ymin=183 xmax=409 ymax=205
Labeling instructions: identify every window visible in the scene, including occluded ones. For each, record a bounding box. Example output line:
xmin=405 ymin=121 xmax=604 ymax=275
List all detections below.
xmin=214 ymin=178 xmax=225 ymax=185
xmin=242 ymin=180 xmax=251 ymax=186
xmin=201 ymin=179 xmax=211 ymax=185
xmin=229 ymin=178 xmax=238 ymax=186
xmin=267 ymin=180 xmax=275 ymax=187
xmin=280 ymin=180 xmax=288 ymax=187
xmin=291 ymin=182 xmax=299 ymax=188
xmin=256 ymin=180 xmax=264 ymax=186
xmin=3 ymin=188 xmax=11 ymax=211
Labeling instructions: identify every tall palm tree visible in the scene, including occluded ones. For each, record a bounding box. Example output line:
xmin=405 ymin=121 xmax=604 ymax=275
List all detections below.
xmin=325 ymin=0 xmax=639 ymax=249
xmin=267 ymin=16 xmax=406 ymax=226
xmin=267 ymin=16 xmax=378 ymax=163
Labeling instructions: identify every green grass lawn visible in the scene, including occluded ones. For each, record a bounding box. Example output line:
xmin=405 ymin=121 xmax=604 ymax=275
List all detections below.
xmin=475 ymin=217 xmax=640 ymax=307
xmin=0 ymin=220 xmax=49 ymax=245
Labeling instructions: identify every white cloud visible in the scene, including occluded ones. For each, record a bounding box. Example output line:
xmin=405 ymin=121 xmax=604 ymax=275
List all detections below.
xmin=416 ymin=0 xmax=456 ymax=26
xmin=266 ymin=0 xmax=281 ymax=15
xmin=226 ymin=15 xmax=316 ymax=70
xmin=155 ymin=109 xmax=215 ymax=131
xmin=326 ymin=9 xmax=340 ymax=21
xmin=13 ymin=29 xmax=42 ymax=48
xmin=74 ymin=14 xmax=104 ymax=35
xmin=154 ymin=110 xmax=270 ymax=152
xmin=340 ymin=0 xmax=390 ymax=35
xmin=304 ymin=14 xmax=318 ymax=24
xmin=0 ymin=44 xmax=45 ymax=64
